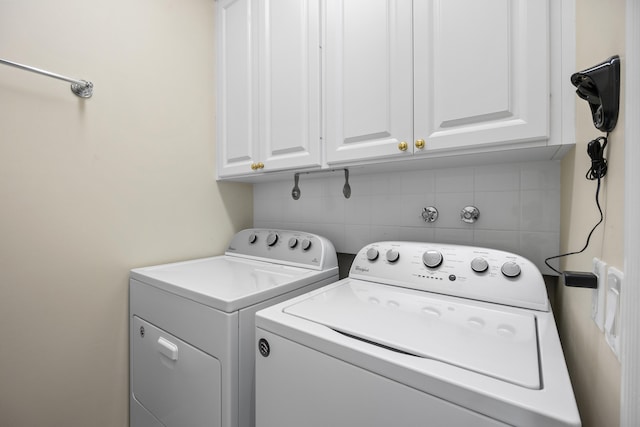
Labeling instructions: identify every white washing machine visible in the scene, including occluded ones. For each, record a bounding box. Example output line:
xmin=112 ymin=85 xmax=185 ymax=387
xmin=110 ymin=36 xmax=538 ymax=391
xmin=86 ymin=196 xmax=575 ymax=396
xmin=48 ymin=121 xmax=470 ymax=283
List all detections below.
xmin=256 ymin=241 xmax=581 ymax=427
xmin=129 ymin=228 xmax=338 ymax=427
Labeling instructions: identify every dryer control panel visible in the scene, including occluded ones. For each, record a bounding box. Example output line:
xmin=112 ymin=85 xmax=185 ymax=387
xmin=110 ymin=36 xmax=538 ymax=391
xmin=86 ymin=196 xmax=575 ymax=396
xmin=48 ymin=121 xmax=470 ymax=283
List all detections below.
xmin=225 ymin=229 xmax=338 ymax=271
xmin=350 ymin=241 xmax=549 ymax=311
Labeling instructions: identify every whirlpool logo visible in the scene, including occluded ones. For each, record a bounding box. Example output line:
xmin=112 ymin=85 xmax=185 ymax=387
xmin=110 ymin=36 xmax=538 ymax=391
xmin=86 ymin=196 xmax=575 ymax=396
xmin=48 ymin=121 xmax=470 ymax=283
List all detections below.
xmin=354 ymin=265 xmax=369 ymax=273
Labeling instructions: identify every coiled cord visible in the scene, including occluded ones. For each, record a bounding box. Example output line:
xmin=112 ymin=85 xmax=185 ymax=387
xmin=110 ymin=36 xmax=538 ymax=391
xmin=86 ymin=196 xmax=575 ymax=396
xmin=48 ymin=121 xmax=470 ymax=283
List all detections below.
xmin=585 ymin=135 xmax=608 ymax=180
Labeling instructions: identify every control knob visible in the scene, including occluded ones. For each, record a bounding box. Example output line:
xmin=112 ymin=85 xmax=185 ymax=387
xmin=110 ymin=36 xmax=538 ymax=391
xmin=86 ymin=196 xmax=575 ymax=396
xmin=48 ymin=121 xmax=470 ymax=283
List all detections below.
xmin=288 ymin=237 xmax=298 ymax=248
xmin=248 ymin=233 xmax=258 ymax=244
xmin=301 ymin=239 xmax=312 ymax=251
xmin=470 ymin=257 xmax=489 ymax=273
xmin=366 ymin=248 xmax=379 ymax=261
xmin=422 ymin=250 xmax=443 ymax=268
xmin=501 ymin=261 xmax=521 ymax=278
xmin=386 ymin=249 xmax=400 ymax=263
xmin=266 ymin=232 xmax=279 ymax=246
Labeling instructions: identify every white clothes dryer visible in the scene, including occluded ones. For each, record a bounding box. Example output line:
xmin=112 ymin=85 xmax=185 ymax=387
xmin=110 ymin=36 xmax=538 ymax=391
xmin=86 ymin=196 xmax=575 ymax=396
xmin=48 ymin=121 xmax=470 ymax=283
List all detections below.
xmin=255 ymin=241 xmax=580 ymax=427
xmin=129 ymin=228 xmax=338 ymax=427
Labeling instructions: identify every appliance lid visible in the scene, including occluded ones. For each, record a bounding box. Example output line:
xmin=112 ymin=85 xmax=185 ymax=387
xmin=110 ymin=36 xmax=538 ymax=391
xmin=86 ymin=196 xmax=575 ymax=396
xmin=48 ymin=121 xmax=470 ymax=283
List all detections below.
xmin=284 ymin=280 xmax=541 ymax=389
xmin=131 ymin=256 xmax=331 ymax=312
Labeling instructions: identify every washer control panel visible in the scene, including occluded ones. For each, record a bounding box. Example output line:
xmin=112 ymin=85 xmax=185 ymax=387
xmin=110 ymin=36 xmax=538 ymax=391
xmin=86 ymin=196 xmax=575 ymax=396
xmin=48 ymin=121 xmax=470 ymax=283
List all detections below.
xmin=225 ymin=229 xmax=337 ymax=271
xmin=350 ymin=241 xmax=548 ymax=311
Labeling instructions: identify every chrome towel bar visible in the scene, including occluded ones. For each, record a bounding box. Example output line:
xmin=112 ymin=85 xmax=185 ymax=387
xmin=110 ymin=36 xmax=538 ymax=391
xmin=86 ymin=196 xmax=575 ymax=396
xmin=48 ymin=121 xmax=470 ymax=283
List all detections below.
xmin=0 ymin=58 xmax=93 ymax=98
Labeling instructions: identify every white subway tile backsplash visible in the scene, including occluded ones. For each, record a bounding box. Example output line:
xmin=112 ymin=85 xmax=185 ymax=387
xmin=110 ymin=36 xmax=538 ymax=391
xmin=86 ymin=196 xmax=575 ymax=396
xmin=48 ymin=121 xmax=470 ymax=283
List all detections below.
xmin=474 ymin=164 xmax=520 ymax=191
xmin=254 ymin=195 xmax=284 ymax=223
xmin=254 ymin=161 xmax=561 ymax=274
xmin=473 ymin=229 xmax=520 ymax=253
xmin=321 ymin=197 xmax=346 ymax=224
xmin=475 ymin=191 xmax=520 ymax=231
xmin=400 ymin=169 xmax=436 ymax=194
xmin=434 ymin=192 xmax=474 ymax=229
xmin=521 ymin=161 xmax=561 ymax=190
xmin=345 ymin=195 xmax=372 ymax=225
xmin=434 ymin=228 xmax=474 ymax=245
xmin=369 ymin=172 xmax=402 ymax=195
xmin=347 ymin=173 xmax=374 ymax=196
xmin=371 ymin=195 xmax=403 ymax=225
xmin=397 ymin=226 xmax=436 ymax=243
xmin=370 ymin=225 xmax=402 ymax=243
xmin=435 ymin=167 xmax=474 ymax=193
xmin=521 ymin=190 xmax=561 ymax=232
xmin=281 ymin=196 xmax=305 ymax=223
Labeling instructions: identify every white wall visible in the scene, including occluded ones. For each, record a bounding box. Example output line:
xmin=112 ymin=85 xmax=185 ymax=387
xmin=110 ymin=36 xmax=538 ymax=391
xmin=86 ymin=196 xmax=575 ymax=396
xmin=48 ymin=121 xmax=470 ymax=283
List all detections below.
xmin=255 ymin=160 xmax=561 ymax=275
xmin=0 ymin=1 xmax=252 ymax=426
xmin=556 ymin=0 xmax=626 ymax=425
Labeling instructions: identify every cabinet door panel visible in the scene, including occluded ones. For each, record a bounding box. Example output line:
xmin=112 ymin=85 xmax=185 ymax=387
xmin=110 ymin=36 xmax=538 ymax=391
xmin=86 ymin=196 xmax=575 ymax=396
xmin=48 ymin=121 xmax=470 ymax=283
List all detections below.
xmin=260 ymin=0 xmax=321 ymax=171
xmin=325 ymin=0 xmax=413 ymax=164
xmin=414 ymin=0 xmax=549 ymax=152
xmin=217 ymin=0 xmax=258 ymax=176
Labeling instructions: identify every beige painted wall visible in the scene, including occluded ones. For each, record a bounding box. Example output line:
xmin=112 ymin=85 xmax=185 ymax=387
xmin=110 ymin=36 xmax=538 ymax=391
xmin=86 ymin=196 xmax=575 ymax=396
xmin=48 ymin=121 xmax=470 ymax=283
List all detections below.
xmin=557 ymin=0 xmax=625 ymax=426
xmin=0 ymin=1 xmax=252 ymax=426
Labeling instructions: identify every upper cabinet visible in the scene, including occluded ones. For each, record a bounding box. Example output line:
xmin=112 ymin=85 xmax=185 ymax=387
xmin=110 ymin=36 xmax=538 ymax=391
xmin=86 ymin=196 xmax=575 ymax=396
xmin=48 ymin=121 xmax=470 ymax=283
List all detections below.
xmin=325 ymin=0 xmax=551 ymax=164
xmin=216 ymin=0 xmax=574 ymax=180
xmin=216 ymin=0 xmax=321 ymax=178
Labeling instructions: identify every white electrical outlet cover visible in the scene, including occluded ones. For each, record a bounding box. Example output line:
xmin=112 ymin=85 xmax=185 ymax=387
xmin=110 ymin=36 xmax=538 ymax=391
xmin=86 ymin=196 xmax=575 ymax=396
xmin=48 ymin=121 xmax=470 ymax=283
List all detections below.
xmin=605 ymin=266 xmax=624 ymax=361
xmin=592 ymin=258 xmax=607 ymax=331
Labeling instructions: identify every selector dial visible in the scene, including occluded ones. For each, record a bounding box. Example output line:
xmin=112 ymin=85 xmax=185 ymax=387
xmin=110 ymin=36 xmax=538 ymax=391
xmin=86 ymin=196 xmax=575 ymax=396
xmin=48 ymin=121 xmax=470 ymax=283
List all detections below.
xmin=288 ymin=237 xmax=298 ymax=248
xmin=386 ymin=249 xmax=400 ymax=263
xmin=470 ymin=257 xmax=489 ymax=273
xmin=501 ymin=261 xmax=521 ymax=278
xmin=366 ymin=248 xmax=379 ymax=261
xmin=248 ymin=233 xmax=258 ymax=244
xmin=301 ymin=239 xmax=312 ymax=251
xmin=422 ymin=250 xmax=443 ymax=269
xmin=266 ymin=232 xmax=279 ymax=246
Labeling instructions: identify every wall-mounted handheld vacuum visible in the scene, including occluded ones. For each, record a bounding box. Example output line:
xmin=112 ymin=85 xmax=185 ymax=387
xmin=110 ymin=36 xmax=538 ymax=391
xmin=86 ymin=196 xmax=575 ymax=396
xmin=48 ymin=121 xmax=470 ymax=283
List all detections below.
xmin=546 ymin=55 xmax=621 ymax=287
xmin=570 ymin=55 xmax=620 ymax=132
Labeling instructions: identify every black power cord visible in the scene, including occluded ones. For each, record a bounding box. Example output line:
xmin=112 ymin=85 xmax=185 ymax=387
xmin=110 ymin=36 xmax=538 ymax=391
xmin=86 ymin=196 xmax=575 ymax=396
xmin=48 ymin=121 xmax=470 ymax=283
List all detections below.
xmin=585 ymin=136 xmax=608 ymax=180
xmin=544 ymin=134 xmax=609 ymax=275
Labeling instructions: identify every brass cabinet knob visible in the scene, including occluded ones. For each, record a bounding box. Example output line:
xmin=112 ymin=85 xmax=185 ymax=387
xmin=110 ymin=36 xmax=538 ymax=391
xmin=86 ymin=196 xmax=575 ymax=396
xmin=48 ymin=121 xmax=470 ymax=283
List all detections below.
xmin=398 ymin=141 xmax=408 ymax=151
xmin=250 ymin=163 xmax=257 ymax=170
xmin=415 ymin=139 xmax=425 ymax=149
xmin=257 ymin=162 xmax=264 ymax=169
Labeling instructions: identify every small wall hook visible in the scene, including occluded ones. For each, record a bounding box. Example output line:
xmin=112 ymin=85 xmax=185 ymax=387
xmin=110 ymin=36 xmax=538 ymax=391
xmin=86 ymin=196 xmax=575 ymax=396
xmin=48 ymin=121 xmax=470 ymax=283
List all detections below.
xmin=343 ymin=169 xmax=351 ymax=199
xmin=291 ymin=174 xmax=301 ymax=200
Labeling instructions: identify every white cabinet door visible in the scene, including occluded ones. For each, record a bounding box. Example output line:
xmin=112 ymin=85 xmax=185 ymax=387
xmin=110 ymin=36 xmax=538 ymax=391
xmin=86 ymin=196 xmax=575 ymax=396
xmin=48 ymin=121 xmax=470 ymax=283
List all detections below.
xmin=324 ymin=0 xmax=414 ymax=164
xmin=325 ymin=0 xmax=550 ymax=165
xmin=217 ymin=0 xmax=321 ymax=178
xmin=413 ymin=0 xmax=549 ymax=153
xmin=259 ymin=0 xmax=321 ymax=172
xmin=217 ymin=0 xmax=258 ymax=177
